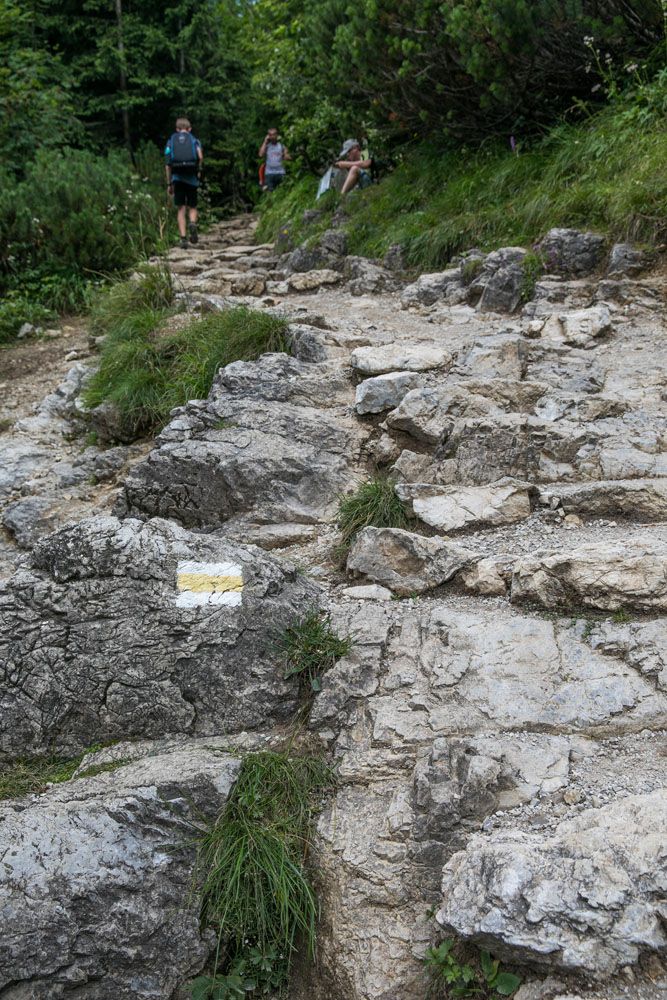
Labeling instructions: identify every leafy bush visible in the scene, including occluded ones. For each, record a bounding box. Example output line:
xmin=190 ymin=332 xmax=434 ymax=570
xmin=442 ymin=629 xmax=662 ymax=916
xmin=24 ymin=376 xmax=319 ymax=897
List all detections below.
xmin=337 ymin=477 xmax=411 ymax=551
xmin=84 ymin=273 xmax=288 ymax=439
xmin=192 ymin=751 xmax=333 ymax=998
xmin=0 ymin=295 xmax=56 ymax=345
xmin=425 ymin=939 xmax=521 ymax=998
xmin=276 ymin=609 xmax=351 ymax=693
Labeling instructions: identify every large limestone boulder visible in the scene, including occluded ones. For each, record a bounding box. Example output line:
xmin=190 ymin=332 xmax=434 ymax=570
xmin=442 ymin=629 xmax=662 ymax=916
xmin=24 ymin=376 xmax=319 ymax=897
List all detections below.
xmin=346 ymin=527 xmax=476 ymax=595
xmin=539 ymin=305 xmax=612 ymax=348
xmin=536 ymin=228 xmax=606 ymax=276
xmin=400 ymin=269 xmax=462 ymax=308
xmin=537 ymin=478 xmax=667 ymax=519
xmin=355 ymin=371 xmax=422 ymax=415
xmin=287 ymin=268 xmax=342 ymax=291
xmin=350 ymin=344 xmax=453 ymax=375
xmin=437 ymin=791 xmax=667 ymax=976
xmin=511 ymin=537 xmax=667 ymax=612
xmin=468 ymin=247 xmax=527 ymax=313
xmin=0 ymin=746 xmax=240 ymax=998
xmin=0 ymin=515 xmax=317 ymax=760
xmin=118 ymin=353 xmax=355 ymax=529
xmin=396 ymin=479 xmax=533 ymax=533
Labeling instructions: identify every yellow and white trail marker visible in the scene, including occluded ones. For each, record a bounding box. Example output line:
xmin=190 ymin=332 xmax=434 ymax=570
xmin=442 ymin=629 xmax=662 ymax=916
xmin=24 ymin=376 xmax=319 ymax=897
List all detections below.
xmin=175 ymin=560 xmax=244 ymax=608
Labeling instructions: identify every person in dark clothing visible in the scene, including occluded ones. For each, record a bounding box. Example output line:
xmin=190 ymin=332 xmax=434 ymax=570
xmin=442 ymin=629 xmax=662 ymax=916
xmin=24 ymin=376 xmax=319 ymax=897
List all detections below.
xmin=165 ymin=118 xmax=204 ymax=248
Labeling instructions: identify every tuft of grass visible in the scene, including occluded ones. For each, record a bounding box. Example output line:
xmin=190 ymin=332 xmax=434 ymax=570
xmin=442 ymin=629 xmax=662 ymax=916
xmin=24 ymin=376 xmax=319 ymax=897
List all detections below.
xmin=194 ymin=751 xmax=333 ymax=997
xmin=0 ymin=744 xmax=122 ymax=800
xmin=83 ymin=269 xmax=288 ymax=440
xmin=337 ymin=477 xmax=411 ymax=551
xmin=88 ymin=262 xmax=174 ymax=341
xmin=520 ymin=251 xmax=546 ymax=303
xmin=276 ymin=609 xmax=351 ymax=694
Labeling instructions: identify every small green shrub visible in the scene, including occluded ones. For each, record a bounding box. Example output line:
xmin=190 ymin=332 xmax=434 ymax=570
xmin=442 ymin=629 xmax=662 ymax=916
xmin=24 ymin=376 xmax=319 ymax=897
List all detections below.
xmin=611 ymin=607 xmax=632 ymax=624
xmin=84 ymin=276 xmax=288 ymax=439
xmin=425 ymin=939 xmax=521 ymax=998
xmin=337 ymin=477 xmax=411 ymax=551
xmin=193 ymin=751 xmax=333 ymax=998
xmin=276 ymin=609 xmax=351 ymax=693
xmin=0 ymin=295 xmax=55 ymax=345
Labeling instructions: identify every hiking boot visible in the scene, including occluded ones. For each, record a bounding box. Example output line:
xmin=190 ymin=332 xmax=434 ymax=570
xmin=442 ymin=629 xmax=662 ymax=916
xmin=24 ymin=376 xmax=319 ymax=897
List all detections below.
xmin=179 ymin=237 xmax=189 ymax=250
xmin=189 ymin=223 xmax=199 ymax=244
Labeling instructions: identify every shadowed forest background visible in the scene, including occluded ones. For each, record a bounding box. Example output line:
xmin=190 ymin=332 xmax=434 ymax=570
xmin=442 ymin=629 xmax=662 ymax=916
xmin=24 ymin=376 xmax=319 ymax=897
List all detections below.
xmin=2 ymin=0 xmax=666 ymax=337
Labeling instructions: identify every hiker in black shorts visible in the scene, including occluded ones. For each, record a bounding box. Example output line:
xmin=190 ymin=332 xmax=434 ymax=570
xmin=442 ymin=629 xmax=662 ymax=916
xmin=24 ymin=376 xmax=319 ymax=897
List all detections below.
xmin=165 ymin=118 xmax=204 ymax=249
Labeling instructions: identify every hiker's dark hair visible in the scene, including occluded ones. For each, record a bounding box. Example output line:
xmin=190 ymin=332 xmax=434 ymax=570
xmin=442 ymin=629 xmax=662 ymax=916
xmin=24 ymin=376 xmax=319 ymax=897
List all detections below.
xmin=176 ymin=117 xmax=191 ymax=130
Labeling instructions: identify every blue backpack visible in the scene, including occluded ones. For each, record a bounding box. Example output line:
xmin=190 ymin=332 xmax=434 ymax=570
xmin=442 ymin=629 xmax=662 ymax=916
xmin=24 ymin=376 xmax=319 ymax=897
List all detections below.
xmin=168 ymin=131 xmax=199 ymax=173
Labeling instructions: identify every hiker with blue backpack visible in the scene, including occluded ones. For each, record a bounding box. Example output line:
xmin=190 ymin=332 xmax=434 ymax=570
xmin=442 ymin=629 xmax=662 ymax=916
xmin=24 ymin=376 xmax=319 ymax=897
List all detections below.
xmin=165 ymin=118 xmax=203 ymax=249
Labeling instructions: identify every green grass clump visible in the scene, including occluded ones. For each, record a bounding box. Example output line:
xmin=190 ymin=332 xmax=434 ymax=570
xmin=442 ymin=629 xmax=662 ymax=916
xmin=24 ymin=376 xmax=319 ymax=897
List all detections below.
xmin=84 ymin=270 xmax=288 ymax=440
xmin=89 ymin=262 xmax=174 ymax=340
xmin=193 ymin=751 xmax=333 ymax=998
xmin=276 ymin=609 xmax=351 ymax=693
xmin=337 ymin=477 xmax=411 ymax=551
xmin=0 ymin=745 xmax=124 ymax=800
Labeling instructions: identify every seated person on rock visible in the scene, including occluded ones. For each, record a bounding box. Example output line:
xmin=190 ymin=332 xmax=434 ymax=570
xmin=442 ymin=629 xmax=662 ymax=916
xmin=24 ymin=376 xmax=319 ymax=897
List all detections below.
xmin=335 ymin=139 xmax=373 ymax=195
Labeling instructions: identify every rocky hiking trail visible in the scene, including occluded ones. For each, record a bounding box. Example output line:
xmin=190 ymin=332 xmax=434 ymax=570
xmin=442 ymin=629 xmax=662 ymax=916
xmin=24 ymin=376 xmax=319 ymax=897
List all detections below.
xmin=0 ymin=214 xmax=666 ymax=1000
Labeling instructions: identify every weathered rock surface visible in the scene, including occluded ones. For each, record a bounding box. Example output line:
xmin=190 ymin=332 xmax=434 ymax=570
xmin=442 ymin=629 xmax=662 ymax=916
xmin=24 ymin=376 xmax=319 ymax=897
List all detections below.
xmin=539 ymin=305 xmax=612 ymax=348
xmin=118 ymin=353 xmax=356 ymax=529
xmin=511 ymin=537 xmax=667 ymax=612
xmin=607 ymin=242 xmax=650 ymax=277
xmin=537 ymin=478 xmax=667 ymax=519
xmin=400 ymin=269 xmax=461 ymax=308
xmin=288 ymin=268 xmax=342 ymax=291
xmin=355 ymin=371 xmax=422 ymax=414
xmin=346 ymin=527 xmax=477 ymax=594
xmin=350 ymin=344 xmax=453 ymax=374
xmin=0 ymin=515 xmax=317 ymax=759
xmin=537 ymin=228 xmax=606 ymax=276
xmin=396 ymin=479 xmax=533 ymax=533
xmin=0 ymin=746 xmax=241 ymax=998
xmin=437 ymin=791 xmax=667 ymax=976
xmin=468 ymin=248 xmax=527 ymax=313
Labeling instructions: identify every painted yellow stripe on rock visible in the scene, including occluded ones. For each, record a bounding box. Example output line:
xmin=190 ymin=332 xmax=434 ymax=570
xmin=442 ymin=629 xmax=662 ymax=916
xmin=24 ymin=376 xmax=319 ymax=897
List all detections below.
xmin=177 ymin=573 xmax=244 ymax=594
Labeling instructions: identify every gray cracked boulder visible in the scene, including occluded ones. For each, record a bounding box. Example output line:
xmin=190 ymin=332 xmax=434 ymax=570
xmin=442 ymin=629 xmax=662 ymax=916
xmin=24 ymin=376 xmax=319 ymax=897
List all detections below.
xmin=355 ymin=371 xmax=422 ymax=415
xmin=511 ymin=537 xmax=667 ymax=612
xmin=350 ymin=344 xmax=453 ymax=375
xmin=467 ymin=248 xmax=527 ymax=313
xmin=0 ymin=745 xmax=241 ymax=998
xmin=607 ymin=242 xmax=650 ymax=277
xmin=0 ymin=515 xmax=317 ymax=760
xmin=346 ymin=526 xmax=477 ymax=595
xmin=400 ymin=269 xmax=462 ymax=308
xmin=437 ymin=791 xmax=667 ymax=976
xmin=536 ymin=228 xmax=606 ymax=276
xmin=117 ymin=353 xmax=354 ymax=529
xmin=396 ymin=479 xmax=533 ymax=533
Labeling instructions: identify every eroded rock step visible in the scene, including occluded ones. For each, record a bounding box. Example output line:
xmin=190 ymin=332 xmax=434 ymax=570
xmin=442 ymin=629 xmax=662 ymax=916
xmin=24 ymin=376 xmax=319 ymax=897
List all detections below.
xmin=1 ymin=219 xmax=666 ymax=999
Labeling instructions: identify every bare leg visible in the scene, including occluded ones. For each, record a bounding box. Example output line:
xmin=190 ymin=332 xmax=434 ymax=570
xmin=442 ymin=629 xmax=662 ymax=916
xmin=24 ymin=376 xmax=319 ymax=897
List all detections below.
xmin=177 ymin=204 xmax=187 ymax=237
xmin=341 ymin=165 xmax=361 ymax=195
xmin=188 ymin=206 xmax=198 ymax=227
